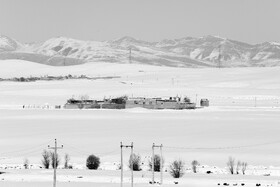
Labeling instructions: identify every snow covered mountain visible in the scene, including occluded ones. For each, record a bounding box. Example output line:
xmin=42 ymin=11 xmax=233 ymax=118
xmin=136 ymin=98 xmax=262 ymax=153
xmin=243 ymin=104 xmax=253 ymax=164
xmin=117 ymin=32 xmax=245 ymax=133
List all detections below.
xmin=0 ymin=34 xmax=280 ymax=67
xmin=0 ymin=35 xmax=22 ymax=51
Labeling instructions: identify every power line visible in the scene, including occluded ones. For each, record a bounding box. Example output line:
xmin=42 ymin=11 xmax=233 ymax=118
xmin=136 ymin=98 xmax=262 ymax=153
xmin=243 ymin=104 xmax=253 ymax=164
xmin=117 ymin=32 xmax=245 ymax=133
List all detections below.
xmin=14 ymin=147 xmax=47 ymax=157
xmin=0 ymin=140 xmax=53 ymax=156
xmin=60 ymin=141 xmax=119 ymax=157
xmin=59 ymin=142 xmax=91 ymax=155
xmin=99 ymin=149 xmax=120 ymax=157
xmin=0 ymin=147 xmax=45 ymax=160
xmin=165 ymin=140 xmax=280 ymax=150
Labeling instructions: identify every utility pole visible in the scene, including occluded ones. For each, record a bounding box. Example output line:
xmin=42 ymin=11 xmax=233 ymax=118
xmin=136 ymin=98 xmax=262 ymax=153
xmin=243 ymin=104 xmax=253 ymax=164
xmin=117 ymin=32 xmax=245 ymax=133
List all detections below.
xmin=152 ymin=143 xmax=154 ymax=184
xmin=120 ymin=142 xmax=134 ymax=187
xmin=152 ymin=143 xmax=163 ymax=185
xmin=121 ymin=142 xmax=123 ymax=187
xmin=218 ymin=44 xmax=221 ymax=69
xmin=131 ymin=143 xmax=133 ymax=187
xmin=160 ymin=144 xmax=163 ymax=185
xmin=48 ymin=139 xmax=63 ymax=187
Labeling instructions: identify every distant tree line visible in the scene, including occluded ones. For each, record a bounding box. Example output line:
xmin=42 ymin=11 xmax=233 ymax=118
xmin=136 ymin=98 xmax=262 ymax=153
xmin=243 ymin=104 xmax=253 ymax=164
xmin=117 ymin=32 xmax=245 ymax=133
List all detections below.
xmin=0 ymin=75 xmax=120 ymax=82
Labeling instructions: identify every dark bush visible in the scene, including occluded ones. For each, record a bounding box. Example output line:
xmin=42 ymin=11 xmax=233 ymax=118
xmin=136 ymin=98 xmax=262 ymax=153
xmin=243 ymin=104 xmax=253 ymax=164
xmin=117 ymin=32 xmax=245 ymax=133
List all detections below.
xmin=128 ymin=153 xmax=141 ymax=171
xmin=86 ymin=154 xmax=100 ymax=170
xmin=64 ymin=153 xmax=70 ymax=169
xmin=191 ymin=160 xmax=199 ymax=173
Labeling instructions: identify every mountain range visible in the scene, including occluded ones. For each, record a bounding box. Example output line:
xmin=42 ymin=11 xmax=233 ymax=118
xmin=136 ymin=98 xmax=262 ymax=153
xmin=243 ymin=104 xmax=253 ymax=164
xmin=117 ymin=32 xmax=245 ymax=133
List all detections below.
xmin=1 ymin=34 xmax=280 ymax=67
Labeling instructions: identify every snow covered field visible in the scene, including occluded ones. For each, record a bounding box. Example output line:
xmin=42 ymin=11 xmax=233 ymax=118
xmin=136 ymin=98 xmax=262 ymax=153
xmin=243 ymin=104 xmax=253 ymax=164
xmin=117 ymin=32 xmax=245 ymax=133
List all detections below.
xmin=0 ymin=60 xmax=280 ymax=107
xmin=0 ymin=60 xmax=280 ymax=186
xmin=2 ymin=169 xmax=280 ymax=187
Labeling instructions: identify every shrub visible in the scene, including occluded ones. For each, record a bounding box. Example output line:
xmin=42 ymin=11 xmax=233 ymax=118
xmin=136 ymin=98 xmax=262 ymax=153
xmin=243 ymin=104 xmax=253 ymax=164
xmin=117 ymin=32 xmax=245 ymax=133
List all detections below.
xmin=129 ymin=153 xmax=141 ymax=171
xmin=41 ymin=150 xmax=51 ymax=169
xmin=64 ymin=153 xmax=70 ymax=169
xmin=23 ymin=158 xmax=29 ymax=169
xmin=19 ymin=77 xmax=26 ymax=82
xmin=169 ymin=159 xmax=185 ymax=178
xmin=191 ymin=160 xmax=199 ymax=173
xmin=149 ymin=154 xmax=164 ymax=172
xmin=86 ymin=154 xmax=100 ymax=170
xmin=51 ymin=152 xmax=60 ymax=169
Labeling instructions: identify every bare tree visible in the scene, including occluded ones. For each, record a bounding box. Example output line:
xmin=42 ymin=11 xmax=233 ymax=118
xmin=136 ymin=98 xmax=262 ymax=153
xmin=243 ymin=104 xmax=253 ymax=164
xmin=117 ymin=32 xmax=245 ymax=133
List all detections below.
xmin=227 ymin=157 xmax=235 ymax=175
xmin=23 ymin=158 xmax=29 ymax=169
xmin=64 ymin=153 xmax=70 ymax=169
xmin=41 ymin=150 xmax=51 ymax=169
xmin=149 ymin=154 xmax=164 ymax=172
xmin=129 ymin=153 xmax=141 ymax=171
xmin=241 ymin=162 xmax=247 ymax=175
xmin=236 ymin=161 xmax=241 ymax=174
xmin=169 ymin=159 xmax=185 ymax=178
xmin=191 ymin=160 xmax=199 ymax=173
xmin=51 ymin=152 xmax=60 ymax=169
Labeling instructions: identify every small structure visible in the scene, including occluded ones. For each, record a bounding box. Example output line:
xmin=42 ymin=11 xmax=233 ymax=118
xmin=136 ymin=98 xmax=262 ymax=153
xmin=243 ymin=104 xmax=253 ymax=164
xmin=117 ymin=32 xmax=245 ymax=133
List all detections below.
xmin=55 ymin=105 xmax=61 ymax=109
xmin=126 ymin=96 xmax=195 ymax=110
xmin=64 ymin=96 xmax=196 ymax=110
xmin=100 ymin=96 xmax=127 ymax=109
xmin=200 ymin=99 xmax=209 ymax=107
xmin=64 ymin=98 xmax=100 ymax=109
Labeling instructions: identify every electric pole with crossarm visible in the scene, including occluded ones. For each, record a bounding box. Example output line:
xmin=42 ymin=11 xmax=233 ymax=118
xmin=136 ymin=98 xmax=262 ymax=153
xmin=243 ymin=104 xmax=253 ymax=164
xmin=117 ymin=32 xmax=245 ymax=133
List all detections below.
xmin=120 ymin=142 xmax=134 ymax=187
xmin=48 ymin=139 xmax=63 ymax=187
xmin=152 ymin=143 xmax=163 ymax=185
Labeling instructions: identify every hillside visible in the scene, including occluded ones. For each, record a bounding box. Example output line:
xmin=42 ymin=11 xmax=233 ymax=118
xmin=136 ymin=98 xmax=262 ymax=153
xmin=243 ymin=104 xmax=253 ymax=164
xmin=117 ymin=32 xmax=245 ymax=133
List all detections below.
xmin=1 ymin=35 xmax=280 ymax=67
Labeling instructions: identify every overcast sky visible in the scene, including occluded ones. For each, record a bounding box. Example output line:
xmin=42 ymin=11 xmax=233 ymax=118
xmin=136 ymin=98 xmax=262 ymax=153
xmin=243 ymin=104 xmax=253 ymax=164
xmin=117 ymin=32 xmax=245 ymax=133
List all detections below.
xmin=0 ymin=0 xmax=279 ymax=44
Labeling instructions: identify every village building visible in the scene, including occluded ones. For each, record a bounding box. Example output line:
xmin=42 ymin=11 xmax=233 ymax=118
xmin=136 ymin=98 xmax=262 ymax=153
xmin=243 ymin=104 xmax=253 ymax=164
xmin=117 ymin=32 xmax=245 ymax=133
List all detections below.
xmin=64 ymin=96 xmax=197 ymax=110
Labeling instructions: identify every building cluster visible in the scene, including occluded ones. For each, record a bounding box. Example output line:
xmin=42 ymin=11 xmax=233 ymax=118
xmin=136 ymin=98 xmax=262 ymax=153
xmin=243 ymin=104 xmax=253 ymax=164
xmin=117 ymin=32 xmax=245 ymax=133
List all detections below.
xmin=64 ymin=96 xmax=209 ymax=110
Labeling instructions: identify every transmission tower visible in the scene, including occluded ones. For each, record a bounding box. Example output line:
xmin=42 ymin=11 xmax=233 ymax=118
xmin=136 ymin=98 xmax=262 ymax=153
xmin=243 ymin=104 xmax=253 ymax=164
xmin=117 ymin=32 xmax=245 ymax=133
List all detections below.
xmin=218 ymin=44 xmax=221 ymax=68
xmin=129 ymin=48 xmax=132 ymax=64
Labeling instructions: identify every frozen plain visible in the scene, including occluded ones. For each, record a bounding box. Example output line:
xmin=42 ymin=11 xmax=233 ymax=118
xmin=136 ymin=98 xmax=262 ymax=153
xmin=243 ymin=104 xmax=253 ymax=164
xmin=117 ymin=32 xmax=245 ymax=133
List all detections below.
xmin=0 ymin=60 xmax=280 ymax=186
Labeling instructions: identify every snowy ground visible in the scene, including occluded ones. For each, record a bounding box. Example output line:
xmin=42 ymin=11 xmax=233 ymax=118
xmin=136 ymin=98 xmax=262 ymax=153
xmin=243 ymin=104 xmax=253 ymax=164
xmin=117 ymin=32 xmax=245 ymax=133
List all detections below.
xmin=1 ymin=108 xmax=280 ymax=166
xmin=1 ymin=169 xmax=280 ymax=187
xmin=0 ymin=60 xmax=280 ymax=186
xmin=0 ymin=60 xmax=279 ymax=107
